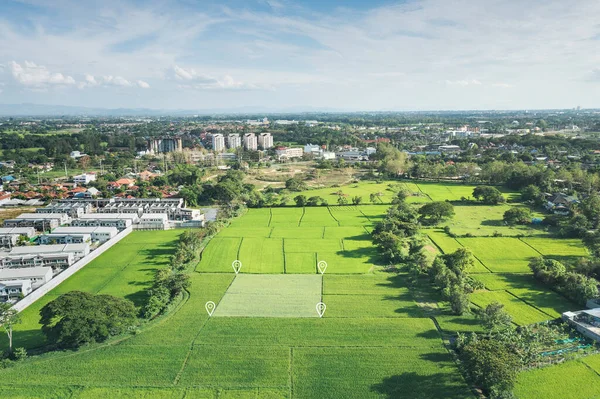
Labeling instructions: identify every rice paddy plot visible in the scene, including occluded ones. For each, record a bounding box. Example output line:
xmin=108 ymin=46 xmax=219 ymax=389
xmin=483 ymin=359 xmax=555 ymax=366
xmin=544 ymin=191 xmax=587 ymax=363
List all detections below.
xmin=470 ymin=290 xmax=551 ymax=325
xmin=473 ymin=273 xmax=537 ymax=291
xmin=196 ymin=237 xmax=242 ymax=273
xmin=343 ymin=239 xmax=376 ymax=251
xmin=229 ymin=208 xmax=271 ymax=227
xmin=285 ymin=252 xmax=317 ymax=274
xmin=457 ymin=237 xmax=539 ymax=273
xmin=515 ymin=359 xmax=600 ymax=399
xmin=214 ymin=274 xmax=322 ymax=317
xmin=178 ymin=345 xmax=290 ymax=388
xmin=415 ymin=182 xmax=479 ymax=202
xmin=507 ymin=287 xmax=574 ymax=318
xmin=323 ymin=292 xmax=422 ymax=318
xmin=293 ymin=347 xmax=472 ymax=399
xmin=284 ymin=238 xmax=343 ymax=253
xmin=199 ymin=318 xmax=441 ymax=348
xmin=270 ymin=226 xmax=324 ymax=239
xmin=77 ymin=387 xmax=190 ymax=399
xmin=317 ymin=250 xmax=376 ymax=274
xmin=238 ymin=237 xmax=285 ymax=273
xmin=300 ymin=207 xmax=339 ymax=227
xmin=324 ymin=274 xmax=404 ymax=295
xmin=357 ymin=205 xmax=391 ymax=224
xmin=217 ymin=226 xmax=272 ymax=238
xmin=427 ymin=232 xmax=489 ymax=273
xmin=520 ymin=237 xmax=588 ymax=260
xmin=324 ymin=226 xmax=370 ymax=240
xmin=328 ymin=206 xmax=372 ymax=226
xmin=269 ymin=207 xmax=303 ymax=227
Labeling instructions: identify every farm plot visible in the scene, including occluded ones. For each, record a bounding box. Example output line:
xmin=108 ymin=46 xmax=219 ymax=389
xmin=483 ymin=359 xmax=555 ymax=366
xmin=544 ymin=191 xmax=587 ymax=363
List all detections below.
xmin=269 ymin=207 xmax=303 ymax=227
xmin=317 ymin=250 xmax=376 ymax=274
xmin=214 ymin=274 xmax=322 ymax=317
xmin=328 ymin=206 xmax=372 ymax=226
xmin=427 ymin=231 xmax=489 ymax=273
xmin=520 ymin=237 xmax=587 ymax=262
xmin=470 ymin=290 xmax=551 ymax=325
xmin=229 ymin=208 xmax=271 ymax=227
xmin=271 ymin=226 xmax=324 ymax=239
xmin=300 ymin=207 xmax=339 ymax=227
xmin=285 ymin=252 xmax=317 ymax=273
xmin=324 ymin=226 xmax=369 ymax=240
xmin=196 ymin=237 xmax=242 ymax=273
xmin=284 ymin=238 xmax=343 ymax=253
xmin=293 ymin=347 xmax=471 ymax=399
xmin=289 ymin=181 xmax=419 ymax=205
xmin=415 ymin=182 xmax=479 ymax=201
xmin=457 ymin=237 xmax=539 ymax=273
xmin=238 ymin=237 xmax=285 ymax=273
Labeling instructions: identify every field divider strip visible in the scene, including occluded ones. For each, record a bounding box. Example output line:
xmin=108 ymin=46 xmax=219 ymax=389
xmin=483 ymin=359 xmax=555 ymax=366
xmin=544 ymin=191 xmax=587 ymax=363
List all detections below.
xmin=326 ymin=206 xmax=341 ymax=226
xmin=268 ymin=207 xmax=273 ymax=227
xmin=505 ymin=289 xmax=559 ymax=319
xmin=298 ymin=207 xmax=305 ymax=227
xmin=288 ymin=347 xmax=294 ymax=399
xmin=282 ymin=238 xmax=287 ymax=274
xmin=517 ymin=237 xmax=544 ymax=256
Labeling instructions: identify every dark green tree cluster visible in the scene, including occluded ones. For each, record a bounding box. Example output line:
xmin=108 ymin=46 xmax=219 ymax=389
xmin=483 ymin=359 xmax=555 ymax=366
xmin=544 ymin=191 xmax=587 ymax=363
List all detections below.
xmin=40 ymin=291 xmax=137 ymax=349
xmin=418 ymin=201 xmax=454 ymax=225
xmin=473 ymin=186 xmax=505 ymax=205
xmin=428 ymin=248 xmax=481 ymax=315
xmin=503 ymin=207 xmax=531 ymax=225
xmin=529 ymin=257 xmax=598 ymax=306
xmin=371 ymin=192 xmax=425 ymax=267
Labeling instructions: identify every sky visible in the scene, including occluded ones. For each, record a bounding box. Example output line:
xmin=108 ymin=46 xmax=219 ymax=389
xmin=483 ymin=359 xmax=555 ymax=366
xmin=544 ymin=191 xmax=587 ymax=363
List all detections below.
xmin=0 ymin=0 xmax=599 ymax=112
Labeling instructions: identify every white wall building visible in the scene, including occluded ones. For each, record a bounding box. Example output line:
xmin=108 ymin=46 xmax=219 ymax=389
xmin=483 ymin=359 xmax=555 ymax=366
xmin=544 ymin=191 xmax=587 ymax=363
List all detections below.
xmin=0 ymin=252 xmax=74 ymax=269
xmin=227 ymin=134 xmax=241 ymax=149
xmin=212 ymin=134 xmax=226 ymax=152
xmin=258 ymin=133 xmax=274 ymax=150
xmin=73 ymin=173 xmax=97 ymax=185
xmin=0 ymin=267 xmax=53 ymax=289
xmin=136 ymin=214 xmax=169 ymax=230
xmin=275 ymin=147 xmax=303 ymax=160
xmin=0 ymin=280 xmax=32 ymax=302
xmin=10 ymin=243 xmax=90 ymax=260
xmin=244 ymin=133 xmax=258 ymax=151
xmin=38 ymin=233 xmax=92 ymax=245
xmin=50 ymin=226 xmax=118 ymax=243
xmin=3 ymin=213 xmax=70 ymax=231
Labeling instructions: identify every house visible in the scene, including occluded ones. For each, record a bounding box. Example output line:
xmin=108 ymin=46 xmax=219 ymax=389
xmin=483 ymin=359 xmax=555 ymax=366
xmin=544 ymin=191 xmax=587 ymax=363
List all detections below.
xmin=72 ymin=213 xmax=137 ymax=230
xmin=138 ymin=170 xmax=158 ymax=181
xmin=1 ymin=175 xmax=16 ymax=183
xmin=0 ymin=267 xmax=53 ymax=288
xmin=0 ymin=280 xmax=32 ymax=302
xmin=275 ymin=147 xmax=303 ymax=160
xmin=73 ymin=173 xmax=97 ymax=185
xmin=114 ymin=178 xmax=136 ymax=188
xmin=0 ymin=192 xmax=11 ymax=205
xmin=38 ymin=233 xmax=92 ymax=245
xmin=37 ymin=202 xmax=92 ymax=218
xmin=10 ymin=243 xmax=90 ymax=260
xmin=50 ymin=226 xmax=118 ymax=243
xmin=0 ymin=227 xmax=36 ymax=248
xmin=0 ymin=252 xmax=74 ymax=269
xmin=136 ymin=214 xmax=170 ymax=230
xmin=545 ymin=193 xmax=579 ymax=215
xmin=3 ymin=213 xmax=70 ymax=231
xmin=563 ymin=309 xmax=600 ymax=342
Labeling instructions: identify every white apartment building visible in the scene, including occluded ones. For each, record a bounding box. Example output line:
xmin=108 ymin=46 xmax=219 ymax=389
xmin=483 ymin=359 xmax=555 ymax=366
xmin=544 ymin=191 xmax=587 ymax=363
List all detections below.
xmin=275 ymin=147 xmax=303 ymax=160
xmin=38 ymin=233 xmax=92 ymax=245
xmin=50 ymin=226 xmax=118 ymax=243
xmin=0 ymin=267 xmax=53 ymax=288
xmin=37 ymin=202 xmax=92 ymax=218
xmin=244 ymin=133 xmax=258 ymax=151
xmin=0 ymin=252 xmax=74 ymax=269
xmin=212 ymin=134 xmax=226 ymax=152
xmin=3 ymin=213 xmax=70 ymax=231
xmin=73 ymin=173 xmax=97 ymax=185
xmin=10 ymin=243 xmax=90 ymax=260
xmin=227 ymin=134 xmax=241 ymax=149
xmin=136 ymin=214 xmax=169 ymax=230
xmin=258 ymin=133 xmax=274 ymax=150
xmin=0 ymin=280 xmax=32 ymax=302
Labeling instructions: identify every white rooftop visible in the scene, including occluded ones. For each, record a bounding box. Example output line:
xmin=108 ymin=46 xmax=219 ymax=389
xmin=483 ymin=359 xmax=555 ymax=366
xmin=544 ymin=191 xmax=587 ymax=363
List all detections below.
xmin=52 ymin=226 xmax=118 ymax=234
xmin=0 ymin=267 xmax=52 ymax=279
xmin=80 ymin=213 xmax=139 ymax=220
xmin=9 ymin=243 xmax=89 ymax=255
xmin=12 ymin=213 xmax=68 ymax=220
xmin=0 ymin=227 xmax=36 ymax=235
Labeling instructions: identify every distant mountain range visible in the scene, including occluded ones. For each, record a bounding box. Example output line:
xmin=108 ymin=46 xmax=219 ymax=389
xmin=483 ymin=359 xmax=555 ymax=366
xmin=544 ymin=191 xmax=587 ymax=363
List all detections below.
xmin=0 ymin=103 xmax=348 ymax=117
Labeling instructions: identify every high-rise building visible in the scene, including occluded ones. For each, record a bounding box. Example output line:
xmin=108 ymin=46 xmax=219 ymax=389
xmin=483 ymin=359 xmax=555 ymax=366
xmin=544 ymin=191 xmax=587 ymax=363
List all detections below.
xmin=211 ymin=134 xmax=225 ymax=152
xmin=243 ymin=133 xmax=258 ymax=151
xmin=227 ymin=134 xmax=241 ymax=149
xmin=258 ymin=133 xmax=273 ymax=150
xmin=147 ymin=137 xmax=183 ymax=154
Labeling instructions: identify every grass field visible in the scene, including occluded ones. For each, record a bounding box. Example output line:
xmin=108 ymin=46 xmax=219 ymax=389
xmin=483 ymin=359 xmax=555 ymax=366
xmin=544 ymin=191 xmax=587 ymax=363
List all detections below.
xmin=1 ymin=181 xmax=594 ymax=398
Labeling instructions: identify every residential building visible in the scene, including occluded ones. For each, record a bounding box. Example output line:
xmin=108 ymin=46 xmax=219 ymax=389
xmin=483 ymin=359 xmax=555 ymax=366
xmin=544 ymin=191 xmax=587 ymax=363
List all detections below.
xmin=0 ymin=227 xmax=35 ymax=248
xmin=37 ymin=202 xmax=92 ymax=218
xmin=321 ymin=151 xmax=336 ymax=160
xmin=0 ymin=252 xmax=74 ymax=269
xmin=147 ymin=137 xmax=183 ymax=154
xmin=3 ymin=213 xmax=70 ymax=231
xmin=227 ymin=134 xmax=241 ymax=149
xmin=258 ymin=133 xmax=273 ymax=150
xmin=0 ymin=267 xmax=53 ymax=288
xmin=73 ymin=173 xmax=97 ymax=185
xmin=50 ymin=226 xmax=118 ymax=243
xmin=0 ymin=280 xmax=32 ymax=302
xmin=10 ymin=243 xmax=90 ymax=260
xmin=212 ymin=134 xmax=226 ymax=152
xmin=304 ymin=144 xmax=321 ymax=155
xmin=73 ymin=214 xmax=137 ymax=230
xmin=38 ymin=233 xmax=92 ymax=245
xmin=244 ymin=133 xmax=258 ymax=151
xmin=136 ymin=214 xmax=169 ymax=230
xmin=275 ymin=147 xmax=303 ymax=160
xmin=69 ymin=151 xmax=86 ymax=159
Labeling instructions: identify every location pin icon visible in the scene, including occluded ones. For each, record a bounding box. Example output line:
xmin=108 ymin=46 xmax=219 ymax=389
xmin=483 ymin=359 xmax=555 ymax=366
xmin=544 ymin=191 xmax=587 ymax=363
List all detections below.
xmin=316 ymin=302 xmax=326 ymax=318
xmin=232 ymin=260 xmax=242 ymax=274
xmin=205 ymin=301 xmax=216 ymax=317
xmin=317 ymin=260 xmax=327 ymax=274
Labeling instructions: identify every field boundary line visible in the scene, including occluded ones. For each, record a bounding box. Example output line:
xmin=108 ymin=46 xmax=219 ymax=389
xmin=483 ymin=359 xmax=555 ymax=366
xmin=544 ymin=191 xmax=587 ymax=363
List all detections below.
xmin=322 ymin=226 xmax=326 ymax=239
xmin=358 ymin=208 xmax=372 ymax=223
xmin=454 ymin=237 xmax=494 ymax=273
xmin=298 ymin=207 xmax=305 ymax=227
xmin=282 ymin=238 xmax=287 ymax=274
xmin=236 ymin=237 xmax=243 ymax=260
xmin=326 ymin=206 xmax=341 ymax=226
xmin=268 ymin=207 xmax=273 ymax=227
xmin=414 ymin=183 xmax=433 ymax=201
xmin=517 ymin=237 xmax=544 ymax=256
xmin=288 ymin=347 xmax=294 ymax=399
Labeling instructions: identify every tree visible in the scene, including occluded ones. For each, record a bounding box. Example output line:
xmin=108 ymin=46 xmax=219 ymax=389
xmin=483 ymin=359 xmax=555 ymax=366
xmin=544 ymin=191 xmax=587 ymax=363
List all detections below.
xmin=369 ymin=193 xmax=378 ymax=203
xmin=473 ymin=186 xmax=505 ymax=205
xmin=529 ymin=257 xmax=566 ymax=285
xmin=459 ymin=339 xmax=520 ymax=396
xmin=418 ymin=201 xmax=454 ymax=225
xmin=351 ymin=196 xmax=363 ymax=205
xmin=40 ymin=291 xmax=137 ymax=348
xmin=337 ymin=196 xmax=348 ymax=205
xmin=285 ymin=177 xmax=307 ymax=192
xmin=294 ymin=195 xmax=307 ymax=207
xmin=0 ymin=302 xmax=21 ymax=352
xmin=449 ymin=284 xmax=470 ymax=315
xmin=520 ymin=185 xmax=543 ymax=206
xmin=581 ymin=193 xmax=600 ymax=229
xmin=503 ymin=207 xmax=531 ymax=225
xmin=307 ymin=196 xmax=324 ymax=206
xmin=477 ymin=302 xmax=512 ymax=332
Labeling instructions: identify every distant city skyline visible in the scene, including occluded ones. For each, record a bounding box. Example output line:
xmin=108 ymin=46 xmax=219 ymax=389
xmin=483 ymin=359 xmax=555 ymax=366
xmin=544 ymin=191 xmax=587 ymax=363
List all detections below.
xmin=0 ymin=0 xmax=599 ymax=111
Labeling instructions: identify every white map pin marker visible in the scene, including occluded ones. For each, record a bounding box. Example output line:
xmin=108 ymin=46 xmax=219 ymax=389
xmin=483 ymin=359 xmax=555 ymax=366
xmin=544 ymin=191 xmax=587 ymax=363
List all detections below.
xmin=232 ymin=260 xmax=242 ymax=274
xmin=316 ymin=302 xmax=326 ymax=318
xmin=205 ymin=301 xmax=216 ymax=317
xmin=317 ymin=260 xmax=328 ymax=274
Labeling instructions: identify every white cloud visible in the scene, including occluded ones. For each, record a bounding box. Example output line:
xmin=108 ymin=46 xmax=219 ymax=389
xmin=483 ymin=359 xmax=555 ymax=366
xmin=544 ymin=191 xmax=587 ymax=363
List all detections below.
xmin=491 ymin=82 xmax=514 ymax=88
xmin=445 ymin=79 xmax=482 ymax=86
xmin=10 ymin=61 xmax=76 ymax=88
xmin=137 ymin=80 xmax=150 ymax=89
xmin=173 ymin=65 xmax=261 ymax=90
xmin=78 ymin=74 xmax=149 ymax=89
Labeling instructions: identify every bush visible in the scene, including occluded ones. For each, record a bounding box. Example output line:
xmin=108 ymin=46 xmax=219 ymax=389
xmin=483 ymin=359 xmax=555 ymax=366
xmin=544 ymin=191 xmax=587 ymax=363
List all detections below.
xmin=9 ymin=347 xmax=27 ymax=361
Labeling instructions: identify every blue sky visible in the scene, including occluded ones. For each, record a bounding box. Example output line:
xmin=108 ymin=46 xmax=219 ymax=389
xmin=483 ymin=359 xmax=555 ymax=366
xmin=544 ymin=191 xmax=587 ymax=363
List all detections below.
xmin=0 ymin=0 xmax=598 ymax=111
